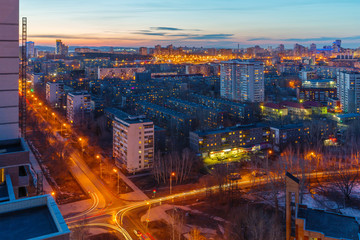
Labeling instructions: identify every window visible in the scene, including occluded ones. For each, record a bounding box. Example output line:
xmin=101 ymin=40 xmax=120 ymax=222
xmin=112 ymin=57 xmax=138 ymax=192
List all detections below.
xmin=0 ymin=168 xmax=4 ymax=184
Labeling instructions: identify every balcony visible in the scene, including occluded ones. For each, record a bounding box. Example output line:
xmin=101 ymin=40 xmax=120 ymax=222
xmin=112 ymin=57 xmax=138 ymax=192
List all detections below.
xmin=18 ymin=166 xmax=29 ymax=187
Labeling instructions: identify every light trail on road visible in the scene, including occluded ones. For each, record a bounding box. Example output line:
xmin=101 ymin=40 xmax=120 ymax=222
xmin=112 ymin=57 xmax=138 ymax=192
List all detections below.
xmin=65 ymin=192 xmax=99 ymax=221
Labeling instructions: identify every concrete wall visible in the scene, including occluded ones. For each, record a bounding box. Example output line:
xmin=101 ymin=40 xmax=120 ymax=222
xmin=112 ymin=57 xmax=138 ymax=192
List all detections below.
xmin=0 ymin=0 xmax=19 ymax=140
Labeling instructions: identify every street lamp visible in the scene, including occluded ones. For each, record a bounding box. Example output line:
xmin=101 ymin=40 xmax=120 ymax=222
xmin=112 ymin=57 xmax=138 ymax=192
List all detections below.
xmin=79 ymin=138 xmax=84 ymax=157
xmin=170 ymin=172 xmax=175 ymax=195
xmin=51 ymin=112 xmax=56 ymax=121
xmin=61 ymin=123 xmax=66 ymax=135
xmin=97 ymin=155 xmax=102 ymax=178
xmin=113 ymin=168 xmax=120 ymax=194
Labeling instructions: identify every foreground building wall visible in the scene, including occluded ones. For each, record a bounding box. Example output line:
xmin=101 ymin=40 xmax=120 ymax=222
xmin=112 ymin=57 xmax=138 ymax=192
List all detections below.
xmin=0 ymin=0 xmax=19 ymax=140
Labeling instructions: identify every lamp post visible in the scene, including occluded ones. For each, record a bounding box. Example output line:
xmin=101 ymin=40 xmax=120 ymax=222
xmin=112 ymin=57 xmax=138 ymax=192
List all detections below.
xmin=97 ymin=155 xmax=102 ymax=178
xmin=51 ymin=112 xmax=56 ymax=122
xmin=79 ymin=138 xmax=84 ymax=157
xmin=61 ymin=123 xmax=66 ymax=136
xmin=267 ymin=149 xmax=272 ymax=172
xmin=170 ymin=172 xmax=175 ymax=195
xmin=45 ymin=107 xmax=48 ymax=120
xmin=113 ymin=168 xmax=120 ymax=194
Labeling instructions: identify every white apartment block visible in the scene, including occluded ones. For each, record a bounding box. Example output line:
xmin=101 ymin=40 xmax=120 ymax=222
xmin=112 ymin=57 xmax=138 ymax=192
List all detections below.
xmin=46 ymin=82 xmax=64 ymax=107
xmin=29 ymin=73 xmax=42 ymax=88
xmin=113 ymin=112 xmax=154 ymax=173
xmin=0 ymin=0 xmax=19 ymax=140
xmin=337 ymin=71 xmax=360 ymax=113
xmin=220 ymin=60 xmax=264 ymax=102
xmin=66 ymin=92 xmax=91 ymax=125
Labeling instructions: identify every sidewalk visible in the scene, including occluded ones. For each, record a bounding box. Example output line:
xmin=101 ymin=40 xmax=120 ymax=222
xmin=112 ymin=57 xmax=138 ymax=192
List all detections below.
xmin=28 ymin=143 xmax=53 ymax=194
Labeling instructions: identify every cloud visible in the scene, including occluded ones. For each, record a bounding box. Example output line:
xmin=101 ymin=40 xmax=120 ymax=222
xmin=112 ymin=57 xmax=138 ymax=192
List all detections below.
xmin=247 ymin=37 xmax=272 ymax=41
xmin=134 ymin=32 xmax=167 ymax=36
xmin=187 ymin=34 xmax=233 ymax=40
xmin=28 ymin=34 xmax=138 ymax=41
xmin=150 ymin=27 xmax=183 ymax=31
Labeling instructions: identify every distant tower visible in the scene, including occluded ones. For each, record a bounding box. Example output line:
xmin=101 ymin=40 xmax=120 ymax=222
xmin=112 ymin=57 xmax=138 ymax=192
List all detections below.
xmin=220 ymin=60 xmax=264 ymax=102
xmin=55 ymin=40 xmax=62 ymax=54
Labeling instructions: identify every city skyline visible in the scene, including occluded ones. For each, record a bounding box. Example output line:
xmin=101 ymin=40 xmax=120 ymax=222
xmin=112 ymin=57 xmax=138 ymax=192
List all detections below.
xmin=21 ymin=0 xmax=360 ymax=48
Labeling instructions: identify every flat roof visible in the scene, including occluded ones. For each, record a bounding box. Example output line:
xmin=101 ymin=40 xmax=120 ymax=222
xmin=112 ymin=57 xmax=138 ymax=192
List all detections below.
xmin=109 ymin=108 xmax=152 ymax=124
xmin=0 ymin=206 xmax=58 ymax=240
xmin=0 ymin=195 xmax=70 ymax=240
xmin=193 ymin=123 xmax=266 ymax=136
xmin=0 ymin=138 xmax=26 ymax=154
xmin=336 ymin=113 xmax=360 ymax=118
xmin=297 ymin=206 xmax=359 ymax=240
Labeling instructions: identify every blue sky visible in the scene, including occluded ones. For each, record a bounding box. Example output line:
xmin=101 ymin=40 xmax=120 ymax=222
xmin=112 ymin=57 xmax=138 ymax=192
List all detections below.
xmin=20 ymin=0 xmax=360 ymax=48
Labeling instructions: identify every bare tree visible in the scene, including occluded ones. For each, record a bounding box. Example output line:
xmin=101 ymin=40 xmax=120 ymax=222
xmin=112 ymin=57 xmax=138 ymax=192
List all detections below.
xmin=327 ymin=166 xmax=359 ymax=202
xmin=225 ymin=204 xmax=284 ymax=240
xmin=152 ymin=148 xmax=201 ymax=184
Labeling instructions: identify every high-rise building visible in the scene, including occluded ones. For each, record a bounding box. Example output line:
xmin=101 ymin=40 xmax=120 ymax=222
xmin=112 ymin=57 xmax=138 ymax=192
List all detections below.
xmin=220 ymin=60 xmax=264 ymax=102
xmin=333 ymin=39 xmax=342 ymax=53
xmin=0 ymin=2 xmax=70 ymax=238
xmin=113 ymin=110 xmax=154 ymax=173
xmin=55 ymin=39 xmax=68 ymax=55
xmin=66 ymin=92 xmax=92 ymax=125
xmin=310 ymin=43 xmax=317 ymax=54
xmin=26 ymin=41 xmax=35 ymax=58
xmin=0 ymin=0 xmax=19 ymax=140
xmin=46 ymin=81 xmax=65 ymax=107
xmin=139 ymin=47 xmax=148 ymax=55
xmin=337 ymin=71 xmax=360 ymax=113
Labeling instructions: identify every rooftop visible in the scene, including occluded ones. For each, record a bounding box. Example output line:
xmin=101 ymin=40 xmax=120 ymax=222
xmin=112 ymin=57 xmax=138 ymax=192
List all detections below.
xmin=263 ymin=102 xmax=287 ymax=110
xmin=0 ymin=138 xmax=25 ymax=154
xmin=297 ymin=206 xmax=359 ymax=240
xmin=194 ymin=123 xmax=266 ymax=136
xmin=337 ymin=113 xmax=360 ymax=119
xmin=0 ymin=206 xmax=57 ymax=240
xmin=109 ymin=108 xmax=152 ymax=125
xmin=0 ymin=195 xmax=70 ymax=240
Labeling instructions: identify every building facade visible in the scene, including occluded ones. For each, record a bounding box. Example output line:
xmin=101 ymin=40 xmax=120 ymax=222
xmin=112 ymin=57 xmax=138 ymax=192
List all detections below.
xmin=46 ymin=82 xmax=65 ymax=107
xmin=66 ymin=92 xmax=92 ymax=125
xmin=113 ymin=111 xmax=154 ymax=173
xmin=220 ymin=60 xmax=264 ymax=102
xmin=337 ymin=71 xmax=360 ymax=113
xmin=0 ymin=0 xmax=19 ymax=141
xmin=190 ymin=123 xmax=270 ymax=158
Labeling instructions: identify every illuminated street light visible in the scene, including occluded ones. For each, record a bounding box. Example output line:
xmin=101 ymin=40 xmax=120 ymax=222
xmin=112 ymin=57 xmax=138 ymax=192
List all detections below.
xmin=113 ymin=168 xmax=120 ymax=194
xmin=170 ymin=172 xmax=176 ymax=195
xmin=79 ymin=138 xmax=84 ymax=156
xmin=97 ymin=155 xmax=102 ymax=178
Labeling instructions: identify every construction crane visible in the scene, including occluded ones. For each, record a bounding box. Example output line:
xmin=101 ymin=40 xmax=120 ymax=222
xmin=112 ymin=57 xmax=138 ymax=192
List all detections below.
xmin=20 ymin=17 xmax=27 ymax=138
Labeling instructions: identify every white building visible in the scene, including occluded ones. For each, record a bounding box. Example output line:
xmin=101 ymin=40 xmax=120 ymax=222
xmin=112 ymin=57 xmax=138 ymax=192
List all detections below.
xmin=113 ymin=111 xmax=154 ymax=173
xmin=337 ymin=71 xmax=360 ymax=113
xmin=46 ymin=82 xmax=64 ymax=108
xmin=0 ymin=0 xmax=19 ymax=140
xmin=220 ymin=60 xmax=264 ymax=102
xmin=66 ymin=92 xmax=92 ymax=125
xmin=26 ymin=41 xmax=35 ymax=58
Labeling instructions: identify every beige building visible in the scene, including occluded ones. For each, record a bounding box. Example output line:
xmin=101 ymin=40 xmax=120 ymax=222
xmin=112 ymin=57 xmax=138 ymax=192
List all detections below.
xmin=113 ymin=111 xmax=154 ymax=173
xmin=66 ymin=92 xmax=92 ymax=125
